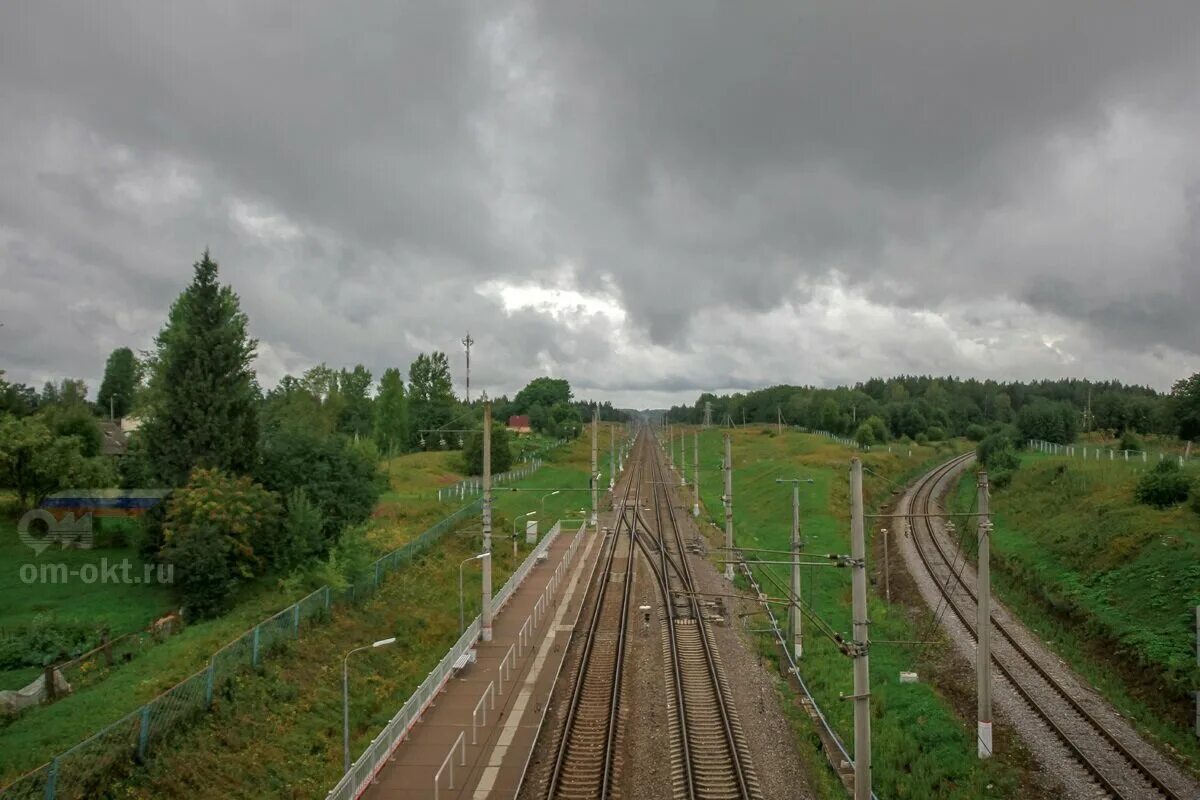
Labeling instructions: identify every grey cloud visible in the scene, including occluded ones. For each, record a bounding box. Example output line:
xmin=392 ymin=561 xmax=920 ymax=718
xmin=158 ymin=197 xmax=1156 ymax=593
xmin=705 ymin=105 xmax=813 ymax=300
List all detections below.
xmin=1 ymin=1 xmax=1198 ymax=408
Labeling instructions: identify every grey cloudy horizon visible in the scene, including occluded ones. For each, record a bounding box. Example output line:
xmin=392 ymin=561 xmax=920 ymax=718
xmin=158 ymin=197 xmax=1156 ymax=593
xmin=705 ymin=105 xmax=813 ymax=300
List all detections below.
xmin=1 ymin=1 xmax=1198 ymax=410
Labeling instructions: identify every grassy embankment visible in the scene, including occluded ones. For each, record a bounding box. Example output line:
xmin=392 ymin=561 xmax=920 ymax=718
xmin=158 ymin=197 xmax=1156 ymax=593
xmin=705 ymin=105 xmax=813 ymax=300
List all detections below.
xmin=949 ymin=452 xmax=1200 ymax=773
xmin=0 ymin=431 xmax=609 ymax=794
xmin=689 ymin=426 xmax=1035 ymax=799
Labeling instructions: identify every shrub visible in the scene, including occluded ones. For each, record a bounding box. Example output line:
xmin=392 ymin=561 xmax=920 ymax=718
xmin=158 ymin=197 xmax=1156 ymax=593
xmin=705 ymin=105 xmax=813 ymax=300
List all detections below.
xmin=280 ymin=489 xmax=326 ymax=571
xmin=854 ymin=422 xmax=875 ymax=447
xmin=989 ymin=467 xmax=1016 ymax=489
xmin=1134 ymin=460 xmax=1191 ymax=509
xmin=163 ymin=468 xmax=281 ymax=577
xmin=965 ymin=424 xmax=987 ymax=442
xmin=0 ymin=616 xmax=102 ymax=669
xmin=1118 ymin=429 xmax=1142 ymax=452
xmin=464 ymin=424 xmax=514 ymax=475
xmin=165 ymin=522 xmax=238 ymax=618
xmin=926 ymin=426 xmax=946 ymax=442
xmin=256 ymin=428 xmax=383 ymax=545
xmin=977 ymin=433 xmax=1020 ymax=473
xmin=1192 ymin=480 xmax=1200 ymax=514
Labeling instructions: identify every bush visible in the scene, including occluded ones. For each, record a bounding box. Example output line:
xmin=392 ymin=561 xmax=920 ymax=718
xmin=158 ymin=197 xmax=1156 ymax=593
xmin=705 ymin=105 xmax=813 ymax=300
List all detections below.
xmin=163 ymin=468 xmax=281 ymax=577
xmin=854 ymin=422 xmax=875 ymax=447
xmin=1134 ymin=460 xmax=1191 ymax=509
xmin=989 ymin=467 xmax=1016 ymax=489
xmin=256 ymin=428 xmax=383 ymax=546
xmin=1193 ymin=481 xmax=1200 ymax=514
xmin=1118 ymin=429 xmax=1142 ymax=452
xmin=965 ymin=424 xmax=987 ymax=442
xmin=280 ymin=489 xmax=326 ymax=571
xmin=0 ymin=616 xmax=102 ymax=669
xmin=926 ymin=426 xmax=946 ymax=442
xmin=464 ymin=424 xmax=514 ymax=476
xmin=165 ymin=522 xmax=238 ymax=619
xmin=977 ymin=433 xmax=1020 ymax=473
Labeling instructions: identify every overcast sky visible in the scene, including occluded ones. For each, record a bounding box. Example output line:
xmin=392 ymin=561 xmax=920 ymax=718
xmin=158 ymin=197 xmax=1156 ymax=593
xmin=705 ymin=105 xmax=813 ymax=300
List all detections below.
xmin=2 ymin=2 xmax=1198 ymax=409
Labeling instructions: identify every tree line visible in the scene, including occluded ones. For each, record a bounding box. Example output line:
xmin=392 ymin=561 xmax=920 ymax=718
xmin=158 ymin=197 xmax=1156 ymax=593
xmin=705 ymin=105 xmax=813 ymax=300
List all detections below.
xmin=667 ymin=374 xmax=1200 ymax=448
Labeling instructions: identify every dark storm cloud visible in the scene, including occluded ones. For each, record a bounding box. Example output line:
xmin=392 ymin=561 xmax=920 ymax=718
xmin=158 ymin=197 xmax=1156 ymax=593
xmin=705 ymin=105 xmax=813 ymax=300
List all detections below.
xmin=1 ymin=1 xmax=1198 ymax=406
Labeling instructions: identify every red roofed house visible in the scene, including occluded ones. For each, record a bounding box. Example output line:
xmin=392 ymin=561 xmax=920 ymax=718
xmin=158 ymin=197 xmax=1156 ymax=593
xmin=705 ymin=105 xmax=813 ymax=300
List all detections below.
xmin=506 ymin=415 xmax=532 ymax=434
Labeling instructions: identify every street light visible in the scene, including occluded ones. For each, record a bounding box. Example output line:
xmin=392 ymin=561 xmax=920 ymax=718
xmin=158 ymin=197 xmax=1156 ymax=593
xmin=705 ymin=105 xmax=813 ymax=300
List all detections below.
xmin=459 ymin=552 xmax=488 ymax=635
xmin=343 ymin=636 xmax=397 ymax=773
xmin=540 ymin=490 xmax=560 ymax=514
xmin=513 ymin=510 xmax=536 ymax=556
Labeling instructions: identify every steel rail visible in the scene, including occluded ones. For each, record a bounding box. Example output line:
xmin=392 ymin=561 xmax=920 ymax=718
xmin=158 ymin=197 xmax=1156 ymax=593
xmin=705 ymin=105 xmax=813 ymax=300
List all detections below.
xmin=906 ymin=454 xmax=1180 ymax=800
xmin=545 ymin=446 xmax=641 ymax=800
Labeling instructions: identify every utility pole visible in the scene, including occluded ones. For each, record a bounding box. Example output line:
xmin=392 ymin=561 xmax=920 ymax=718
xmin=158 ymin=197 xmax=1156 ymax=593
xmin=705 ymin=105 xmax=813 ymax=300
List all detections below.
xmin=590 ymin=407 xmax=599 ymax=528
xmin=462 ymin=332 xmax=474 ymax=404
xmin=849 ymin=458 xmax=872 ymax=800
xmin=669 ymin=422 xmax=675 ymax=469
xmin=703 ymin=401 xmax=713 ymax=428
xmin=724 ymin=433 xmax=734 ymax=580
xmin=977 ymin=470 xmax=993 ymax=758
xmin=482 ymin=400 xmax=493 ymax=641
xmin=777 ymin=406 xmax=783 ymax=436
xmin=693 ymin=430 xmax=700 ymax=517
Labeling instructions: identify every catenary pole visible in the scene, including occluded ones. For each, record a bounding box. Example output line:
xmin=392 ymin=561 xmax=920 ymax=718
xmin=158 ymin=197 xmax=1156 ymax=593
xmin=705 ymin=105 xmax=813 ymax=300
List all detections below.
xmin=791 ymin=482 xmax=803 ymax=658
xmin=977 ymin=470 xmax=993 ymax=758
xmin=693 ymin=430 xmax=700 ymax=517
xmin=591 ymin=407 xmax=599 ymax=528
xmin=481 ymin=401 xmax=493 ymax=641
xmin=850 ymin=457 xmax=872 ymax=800
xmin=724 ymin=433 xmax=735 ymax=580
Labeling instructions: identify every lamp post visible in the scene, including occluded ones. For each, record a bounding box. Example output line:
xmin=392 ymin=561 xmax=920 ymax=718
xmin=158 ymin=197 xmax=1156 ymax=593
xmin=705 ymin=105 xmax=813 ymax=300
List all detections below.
xmin=540 ymin=490 xmax=560 ymax=515
xmin=343 ymin=637 xmax=397 ymax=773
xmin=513 ymin=510 xmax=535 ymax=556
xmin=459 ymin=553 xmax=488 ymax=635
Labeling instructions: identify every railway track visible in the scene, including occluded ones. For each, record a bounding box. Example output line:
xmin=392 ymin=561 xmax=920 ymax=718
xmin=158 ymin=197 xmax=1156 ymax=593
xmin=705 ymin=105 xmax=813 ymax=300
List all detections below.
xmin=630 ymin=434 xmax=762 ymax=800
xmin=906 ymin=455 xmax=1186 ymax=800
xmin=544 ymin=443 xmax=641 ymax=800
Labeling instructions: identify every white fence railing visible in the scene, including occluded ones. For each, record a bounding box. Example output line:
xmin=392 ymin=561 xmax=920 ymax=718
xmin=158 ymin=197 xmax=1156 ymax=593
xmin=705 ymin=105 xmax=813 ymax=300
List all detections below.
xmin=1027 ymin=439 xmax=1192 ymax=467
xmin=325 ymin=518 xmax=584 ymax=800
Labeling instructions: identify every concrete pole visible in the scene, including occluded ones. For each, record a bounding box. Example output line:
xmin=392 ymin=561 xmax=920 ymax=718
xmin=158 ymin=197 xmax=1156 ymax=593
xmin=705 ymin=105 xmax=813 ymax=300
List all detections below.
xmin=679 ymin=428 xmax=686 ymax=486
xmin=791 ymin=483 xmax=803 ymax=659
xmin=669 ymin=423 xmax=674 ymax=468
xmin=977 ymin=470 xmax=993 ymax=758
xmin=482 ymin=402 xmax=493 ymax=641
xmin=724 ymin=433 xmax=734 ymax=580
xmin=591 ymin=408 xmax=599 ymax=528
xmin=693 ymin=431 xmax=700 ymax=517
xmin=610 ymin=422 xmax=616 ymax=489
xmin=849 ymin=458 xmax=872 ymax=800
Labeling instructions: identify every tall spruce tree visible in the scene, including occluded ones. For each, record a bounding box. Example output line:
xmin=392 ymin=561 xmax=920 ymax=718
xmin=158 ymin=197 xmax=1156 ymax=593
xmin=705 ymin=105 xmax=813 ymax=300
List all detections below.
xmin=97 ymin=347 xmax=138 ymax=419
xmin=142 ymin=251 xmax=260 ymax=486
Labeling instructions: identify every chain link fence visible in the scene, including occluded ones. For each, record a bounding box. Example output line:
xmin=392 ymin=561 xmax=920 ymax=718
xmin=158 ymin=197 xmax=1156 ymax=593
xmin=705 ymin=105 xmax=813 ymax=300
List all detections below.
xmin=0 ymin=498 xmax=484 ymax=800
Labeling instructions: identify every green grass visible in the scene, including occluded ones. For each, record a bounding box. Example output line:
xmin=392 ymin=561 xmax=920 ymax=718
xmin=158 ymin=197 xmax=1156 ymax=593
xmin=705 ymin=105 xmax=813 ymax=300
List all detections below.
xmin=0 ymin=431 xmax=600 ymax=793
xmin=690 ymin=426 xmax=1027 ymax=799
xmin=949 ymin=453 xmax=1200 ymax=773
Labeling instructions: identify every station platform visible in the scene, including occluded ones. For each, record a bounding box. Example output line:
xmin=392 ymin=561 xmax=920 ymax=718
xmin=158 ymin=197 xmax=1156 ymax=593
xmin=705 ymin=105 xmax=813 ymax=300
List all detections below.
xmin=359 ymin=521 xmax=606 ymax=800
